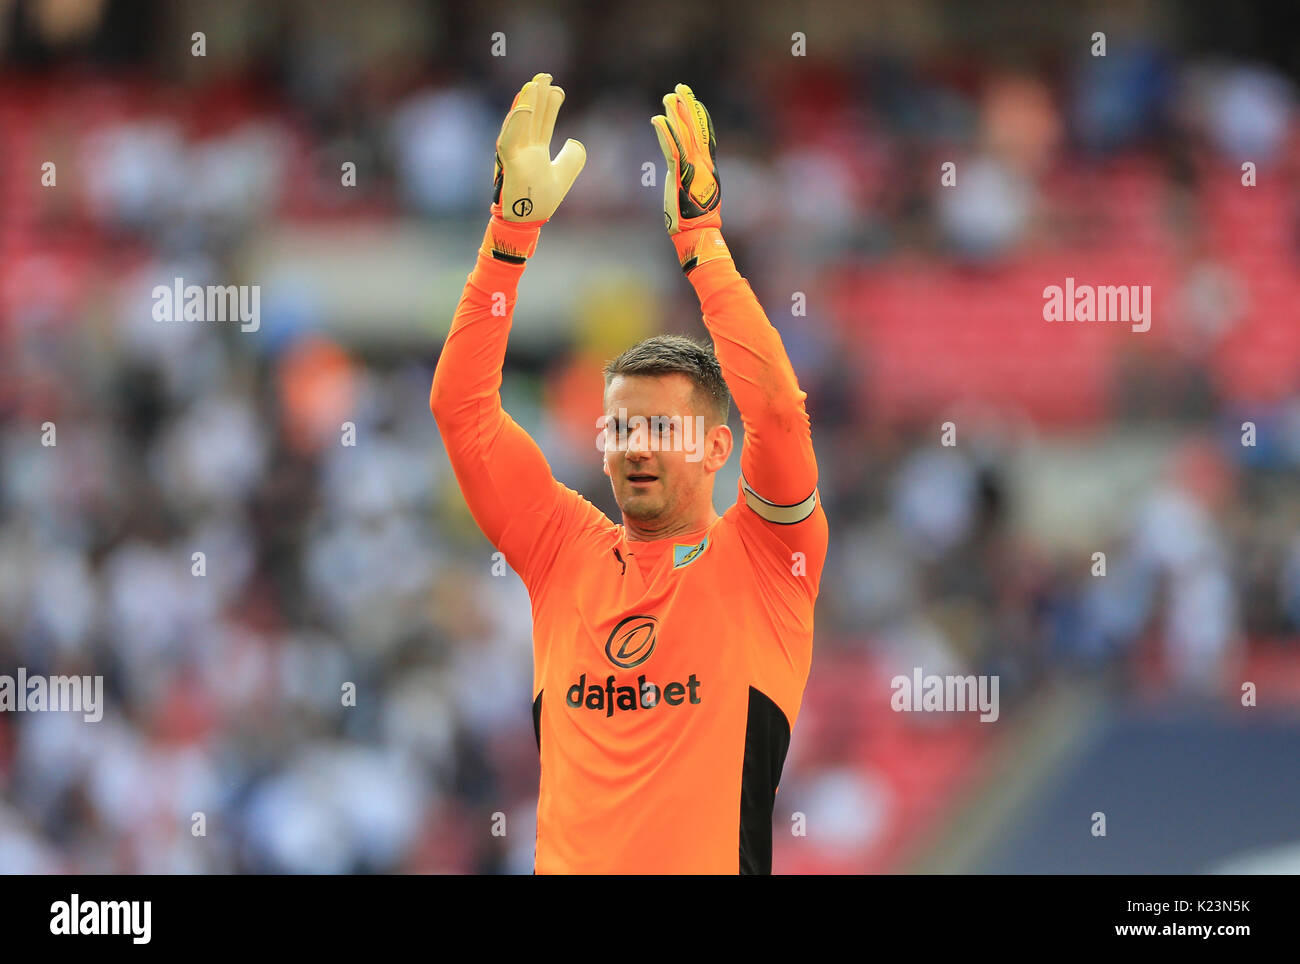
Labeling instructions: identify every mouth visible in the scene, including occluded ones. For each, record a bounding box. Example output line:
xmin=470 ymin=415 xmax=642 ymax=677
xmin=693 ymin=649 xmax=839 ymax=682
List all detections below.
xmin=627 ymin=474 xmax=658 ymax=486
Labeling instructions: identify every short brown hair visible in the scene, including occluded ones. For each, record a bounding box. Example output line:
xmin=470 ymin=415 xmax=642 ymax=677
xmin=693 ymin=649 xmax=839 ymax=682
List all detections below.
xmin=603 ymin=335 xmax=730 ymax=425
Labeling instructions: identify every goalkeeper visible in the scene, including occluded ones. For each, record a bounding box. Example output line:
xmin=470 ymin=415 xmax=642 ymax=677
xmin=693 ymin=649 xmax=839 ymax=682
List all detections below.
xmin=430 ymin=73 xmax=828 ymax=874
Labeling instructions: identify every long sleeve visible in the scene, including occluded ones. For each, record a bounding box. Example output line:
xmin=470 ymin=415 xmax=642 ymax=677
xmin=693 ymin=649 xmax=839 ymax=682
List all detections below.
xmin=686 ymin=254 xmax=819 ymax=508
xmin=430 ymin=216 xmax=599 ymax=590
xmin=679 ymin=243 xmax=828 ymax=597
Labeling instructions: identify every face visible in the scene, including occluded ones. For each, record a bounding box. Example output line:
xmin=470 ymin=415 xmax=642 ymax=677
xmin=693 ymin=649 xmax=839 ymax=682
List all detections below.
xmin=601 ymin=373 xmax=731 ymax=528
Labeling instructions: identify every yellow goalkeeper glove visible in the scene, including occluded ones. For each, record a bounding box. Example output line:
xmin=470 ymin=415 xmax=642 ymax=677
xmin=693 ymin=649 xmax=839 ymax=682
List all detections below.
xmin=651 ymin=83 xmax=730 ymax=273
xmin=484 ymin=73 xmax=586 ymax=261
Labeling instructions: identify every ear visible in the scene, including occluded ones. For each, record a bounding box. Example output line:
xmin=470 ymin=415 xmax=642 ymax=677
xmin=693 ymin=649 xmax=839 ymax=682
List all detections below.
xmin=705 ymin=423 xmax=733 ymax=472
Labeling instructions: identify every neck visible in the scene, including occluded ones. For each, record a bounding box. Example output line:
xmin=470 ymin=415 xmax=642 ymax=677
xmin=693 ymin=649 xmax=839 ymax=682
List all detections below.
xmin=624 ymin=506 xmax=719 ymax=543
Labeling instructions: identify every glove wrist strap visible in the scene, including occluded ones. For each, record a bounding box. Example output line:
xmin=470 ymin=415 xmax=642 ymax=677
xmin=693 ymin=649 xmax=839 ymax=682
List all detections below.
xmin=671 ymin=226 xmax=730 ymax=275
xmin=481 ymin=208 xmax=546 ymax=263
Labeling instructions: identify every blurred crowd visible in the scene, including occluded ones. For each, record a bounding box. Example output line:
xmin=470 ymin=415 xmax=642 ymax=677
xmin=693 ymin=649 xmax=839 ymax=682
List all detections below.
xmin=1 ymin=0 xmax=1298 ymax=873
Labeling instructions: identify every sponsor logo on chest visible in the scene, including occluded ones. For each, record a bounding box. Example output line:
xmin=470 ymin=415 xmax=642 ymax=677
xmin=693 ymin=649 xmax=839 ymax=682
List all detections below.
xmin=565 ymin=614 xmax=703 ymax=718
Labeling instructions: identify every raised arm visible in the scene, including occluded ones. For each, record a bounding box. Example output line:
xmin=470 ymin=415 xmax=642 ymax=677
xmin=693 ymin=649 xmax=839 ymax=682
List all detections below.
xmin=686 ymin=259 xmax=819 ymax=519
xmin=652 ymin=85 xmax=826 ymax=568
xmin=430 ymin=73 xmax=591 ymax=587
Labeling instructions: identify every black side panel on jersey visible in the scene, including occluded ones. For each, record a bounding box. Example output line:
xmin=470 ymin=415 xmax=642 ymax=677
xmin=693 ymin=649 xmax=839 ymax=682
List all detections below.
xmin=738 ymin=686 xmax=792 ymax=875
xmin=532 ymin=690 xmax=542 ymax=876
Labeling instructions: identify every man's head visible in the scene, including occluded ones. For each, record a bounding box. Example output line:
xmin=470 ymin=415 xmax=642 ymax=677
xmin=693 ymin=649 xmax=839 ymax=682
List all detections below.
xmin=601 ymin=335 xmax=732 ymax=533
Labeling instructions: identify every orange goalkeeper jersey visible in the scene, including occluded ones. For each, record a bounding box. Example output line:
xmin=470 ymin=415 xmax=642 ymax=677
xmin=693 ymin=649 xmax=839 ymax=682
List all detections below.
xmin=431 ymin=217 xmax=828 ymax=874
